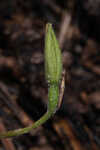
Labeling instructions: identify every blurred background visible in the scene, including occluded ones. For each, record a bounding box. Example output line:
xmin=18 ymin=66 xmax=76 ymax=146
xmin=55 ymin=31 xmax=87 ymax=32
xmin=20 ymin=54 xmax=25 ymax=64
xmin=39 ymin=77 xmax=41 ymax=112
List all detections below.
xmin=0 ymin=0 xmax=100 ymax=150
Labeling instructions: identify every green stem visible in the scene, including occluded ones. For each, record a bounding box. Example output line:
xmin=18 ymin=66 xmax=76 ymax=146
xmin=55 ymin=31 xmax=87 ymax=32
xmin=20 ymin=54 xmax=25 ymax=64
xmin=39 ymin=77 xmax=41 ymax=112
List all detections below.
xmin=0 ymin=111 xmax=52 ymax=138
xmin=0 ymin=84 xmax=59 ymax=138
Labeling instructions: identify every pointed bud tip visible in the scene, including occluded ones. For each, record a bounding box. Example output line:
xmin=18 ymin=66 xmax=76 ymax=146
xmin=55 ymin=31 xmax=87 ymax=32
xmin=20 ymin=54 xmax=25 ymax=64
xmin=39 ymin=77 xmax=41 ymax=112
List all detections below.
xmin=45 ymin=23 xmax=62 ymax=84
xmin=46 ymin=23 xmax=52 ymax=33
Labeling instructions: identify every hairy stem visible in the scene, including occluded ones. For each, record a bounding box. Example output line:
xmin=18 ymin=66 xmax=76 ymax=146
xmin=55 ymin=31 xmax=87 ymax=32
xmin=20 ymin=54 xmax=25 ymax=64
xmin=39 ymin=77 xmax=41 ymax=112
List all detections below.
xmin=0 ymin=111 xmax=52 ymax=138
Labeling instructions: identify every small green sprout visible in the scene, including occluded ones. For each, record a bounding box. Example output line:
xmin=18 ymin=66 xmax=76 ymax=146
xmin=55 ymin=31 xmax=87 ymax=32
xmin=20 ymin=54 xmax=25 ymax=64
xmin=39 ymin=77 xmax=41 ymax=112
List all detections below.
xmin=0 ymin=23 xmax=64 ymax=138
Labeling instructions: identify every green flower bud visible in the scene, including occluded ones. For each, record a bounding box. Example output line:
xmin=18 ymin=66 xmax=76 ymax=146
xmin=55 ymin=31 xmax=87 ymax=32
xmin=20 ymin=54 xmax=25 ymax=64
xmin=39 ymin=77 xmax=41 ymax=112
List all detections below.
xmin=45 ymin=23 xmax=62 ymax=84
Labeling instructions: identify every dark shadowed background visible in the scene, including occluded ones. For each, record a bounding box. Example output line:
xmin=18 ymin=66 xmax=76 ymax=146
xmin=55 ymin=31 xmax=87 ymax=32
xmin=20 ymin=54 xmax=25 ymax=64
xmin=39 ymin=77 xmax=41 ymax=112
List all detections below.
xmin=0 ymin=0 xmax=100 ymax=150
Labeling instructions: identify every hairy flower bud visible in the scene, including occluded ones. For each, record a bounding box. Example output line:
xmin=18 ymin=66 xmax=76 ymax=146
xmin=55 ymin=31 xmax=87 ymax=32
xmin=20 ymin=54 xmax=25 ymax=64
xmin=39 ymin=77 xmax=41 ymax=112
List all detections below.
xmin=44 ymin=23 xmax=62 ymax=84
